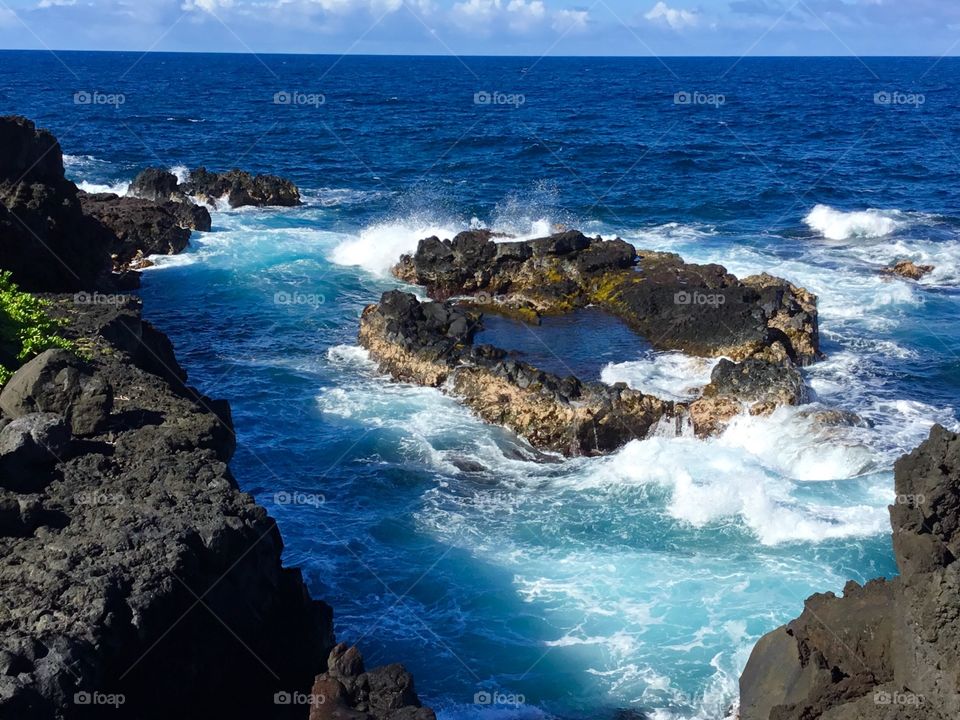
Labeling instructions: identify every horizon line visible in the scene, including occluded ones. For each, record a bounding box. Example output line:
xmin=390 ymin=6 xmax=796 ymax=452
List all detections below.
xmin=0 ymin=48 xmax=956 ymax=59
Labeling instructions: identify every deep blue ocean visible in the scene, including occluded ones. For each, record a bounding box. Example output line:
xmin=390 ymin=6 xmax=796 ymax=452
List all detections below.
xmin=3 ymin=51 xmax=960 ymax=719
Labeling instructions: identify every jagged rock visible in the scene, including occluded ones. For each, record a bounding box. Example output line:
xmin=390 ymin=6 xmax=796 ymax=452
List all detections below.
xmin=0 ymin=349 xmax=113 ymax=436
xmin=0 ymin=413 xmax=70 ymax=491
xmin=128 ymin=167 xmax=181 ymax=202
xmin=395 ymin=231 xmax=821 ymax=366
xmin=308 ymin=644 xmax=435 ymax=720
xmin=0 ymin=490 xmax=56 ymax=537
xmin=360 ymin=291 xmax=680 ymax=456
xmin=181 ymin=167 xmax=301 ymax=208
xmin=891 ymin=425 xmax=960 ymax=577
xmin=739 ymin=424 xmax=960 ymax=720
xmin=0 ymin=299 xmax=332 ymax=719
xmin=883 ymin=260 xmax=934 ymax=281
xmin=0 ymin=114 xmax=429 ymax=720
xmin=127 ymin=167 xmax=213 ymax=231
xmin=689 ymin=358 xmax=806 ymax=436
xmin=166 ymin=198 xmax=212 ymax=231
xmin=77 ymin=192 xmax=194 ymax=268
xmin=0 ymin=116 xmax=114 ymax=291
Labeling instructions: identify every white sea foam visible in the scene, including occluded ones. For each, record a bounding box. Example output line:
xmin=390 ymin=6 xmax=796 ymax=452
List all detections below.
xmin=169 ymin=165 xmax=190 ymax=184
xmin=601 ymin=353 xmax=720 ymax=402
xmin=63 ymin=153 xmax=105 ymax=171
xmin=625 ymin=222 xmax=719 ymax=251
xmin=804 ymin=204 xmax=903 ymax=240
xmin=594 ymin=437 xmax=887 ymax=545
xmin=328 ymin=215 xmax=560 ymax=277
xmin=75 ymin=180 xmax=130 ymax=195
xmin=327 ymin=344 xmax=375 ymax=369
xmin=329 ymin=216 xmax=465 ymax=276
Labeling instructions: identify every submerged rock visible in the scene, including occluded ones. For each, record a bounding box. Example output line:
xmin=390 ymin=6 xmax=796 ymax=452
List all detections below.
xmin=883 ymin=259 xmax=935 ymax=281
xmin=739 ymin=424 xmax=960 ymax=720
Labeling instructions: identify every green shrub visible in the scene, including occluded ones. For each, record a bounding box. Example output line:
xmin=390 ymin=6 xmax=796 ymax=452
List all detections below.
xmin=0 ymin=271 xmax=76 ymax=385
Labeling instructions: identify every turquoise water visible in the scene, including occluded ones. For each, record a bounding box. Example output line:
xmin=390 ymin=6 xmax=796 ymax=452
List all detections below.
xmin=5 ymin=52 xmax=959 ymax=719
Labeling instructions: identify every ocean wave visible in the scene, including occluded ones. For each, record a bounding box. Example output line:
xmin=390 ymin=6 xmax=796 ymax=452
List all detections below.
xmin=596 ymin=436 xmax=886 ymax=545
xmin=63 ymin=153 xmax=107 ymax=171
xmin=328 ymin=215 xmax=558 ymax=277
xmin=804 ymin=204 xmax=904 ymax=240
xmin=623 ymin=223 xmax=719 ymax=251
xmin=75 ymin=179 xmax=130 ymax=195
xmin=170 ymin=165 xmax=190 ymax=184
xmin=600 ymin=353 xmax=720 ymax=402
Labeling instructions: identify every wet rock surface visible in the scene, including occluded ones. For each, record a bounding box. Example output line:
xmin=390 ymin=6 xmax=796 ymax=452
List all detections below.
xmin=360 ymin=290 xmax=681 ymax=456
xmin=883 ymin=259 xmax=935 ymax=281
xmin=377 ymin=230 xmax=827 ymax=451
xmin=77 ymin=191 xmax=209 ymax=270
xmin=181 ymin=166 xmax=301 ymax=208
xmin=395 ymin=230 xmax=820 ymax=365
xmin=739 ymin=424 xmax=960 ymax=720
xmin=689 ymin=358 xmax=807 ymax=436
xmin=308 ymin=644 xmax=436 ymax=720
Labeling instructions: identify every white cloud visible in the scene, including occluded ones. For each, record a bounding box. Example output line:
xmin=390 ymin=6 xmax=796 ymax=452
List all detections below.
xmin=37 ymin=0 xmax=76 ymax=8
xmin=452 ymin=0 xmax=585 ymax=33
xmin=644 ymin=1 xmax=698 ymax=29
xmin=182 ymin=0 xmax=234 ymax=12
xmin=552 ymin=7 xmax=587 ymax=32
xmin=505 ymin=0 xmax=545 ymax=30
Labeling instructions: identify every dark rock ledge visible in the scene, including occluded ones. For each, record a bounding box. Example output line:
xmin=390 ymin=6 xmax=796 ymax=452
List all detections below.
xmin=129 ymin=165 xmax=302 ymax=210
xmin=0 ymin=115 xmax=301 ymax=284
xmin=739 ymin=423 xmax=960 ymax=720
xmin=395 ymin=229 xmax=821 ymax=365
xmin=0 ymin=115 xmax=430 ymax=719
xmin=360 ymin=230 xmax=829 ymax=453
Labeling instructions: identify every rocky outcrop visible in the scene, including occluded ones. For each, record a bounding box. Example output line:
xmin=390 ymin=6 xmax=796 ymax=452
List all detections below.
xmin=127 ymin=168 xmax=181 ymax=203
xmin=883 ymin=259 xmax=935 ymax=281
xmin=0 ymin=116 xmax=114 ymax=292
xmin=0 ymin=296 xmax=333 ymax=718
xmin=382 ymin=230 xmax=824 ymax=446
xmin=0 ymin=116 xmax=429 ymax=720
xmin=181 ymin=167 xmax=301 ymax=208
xmin=360 ymin=290 xmax=682 ymax=456
xmin=129 ymin=165 xmax=301 ymax=209
xmin=0 ymin=348 xmax=113 ymax=436
xmin=395 ymin=230 xmax=821 ymax=365
xmin=77 ymin=191 xmax=209 ymax=269
xmin=307 ymin=644 xmax=435 ymax=720
xmin=689 ymin=358 xmax=807 ymax=437
xmin=739 ymin=424 xmax=960 ymax=720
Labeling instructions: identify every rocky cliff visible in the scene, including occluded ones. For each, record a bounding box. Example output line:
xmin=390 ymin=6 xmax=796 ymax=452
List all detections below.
xmin=0 ymin=115 xmax=432 ymax=720
xmin=739 ymin=424 xmax=960 ymax=720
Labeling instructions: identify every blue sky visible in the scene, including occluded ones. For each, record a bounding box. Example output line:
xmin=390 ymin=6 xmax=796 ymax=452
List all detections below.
xmin=0 ymin=0 xmax=958 ymax=55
